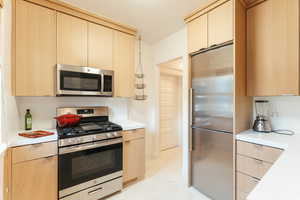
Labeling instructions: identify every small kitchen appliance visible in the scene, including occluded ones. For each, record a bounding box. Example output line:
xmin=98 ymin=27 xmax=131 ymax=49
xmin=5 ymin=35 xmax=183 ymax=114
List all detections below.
xmin=56 ymin=64 xmax=114 ymax=97
xmin=253 ymin=100 xmax=272 ymax=133
xmin=57 ymin=107 xmax=123 ymax=200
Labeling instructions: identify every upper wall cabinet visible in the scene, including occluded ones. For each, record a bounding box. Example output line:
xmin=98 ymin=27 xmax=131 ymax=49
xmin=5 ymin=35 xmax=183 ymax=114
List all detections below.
xmin=208 ymin=0 xmax=233 ymax=47
xmin=187 ymin=14 xmax=208 ymax=53
xmin=186 ymin=0 xmax=233 ymax=54
xmin=247 ymin=0 xmax=299 ymax=96
xmin=88 ymin=23 xmax=113 ymax=70
xmin=57 ymin=13 xmax=88 ymax=66
xmin=15 ymin=0 xmax=56 ymax=96
xmin=113 ymin=31 xmax=136 ymax=98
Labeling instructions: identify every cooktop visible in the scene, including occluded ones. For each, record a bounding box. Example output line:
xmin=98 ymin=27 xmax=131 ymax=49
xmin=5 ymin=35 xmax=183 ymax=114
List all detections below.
xmin=57 ymin=121 xmax=123 ymax=139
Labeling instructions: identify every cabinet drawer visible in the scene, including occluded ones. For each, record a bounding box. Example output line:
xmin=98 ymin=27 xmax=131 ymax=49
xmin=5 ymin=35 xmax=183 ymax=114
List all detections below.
xmin=237 ymin=172 xmax=259 ymax=195
xmin=237 ymin=140 xmax=282 ymax=163
xmin=12 ymin=141 xmax=57 ymax=164
xmin=237 ymin=154 xmax=272 ymax=179
xmin=123 ymin=129 xmax=145 ymax=142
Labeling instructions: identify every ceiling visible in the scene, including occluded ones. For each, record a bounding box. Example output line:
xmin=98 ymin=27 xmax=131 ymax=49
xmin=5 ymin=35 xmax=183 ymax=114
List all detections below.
xmin=61 ymin=0 xmax=210 ymax=43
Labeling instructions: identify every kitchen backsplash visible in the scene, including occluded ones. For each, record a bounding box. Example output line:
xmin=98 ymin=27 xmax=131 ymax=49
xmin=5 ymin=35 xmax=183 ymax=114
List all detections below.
xmin=16 ymin=97 xmax=129 ymax=130
xmin=254 ymin=96 xmax=300 ymax=132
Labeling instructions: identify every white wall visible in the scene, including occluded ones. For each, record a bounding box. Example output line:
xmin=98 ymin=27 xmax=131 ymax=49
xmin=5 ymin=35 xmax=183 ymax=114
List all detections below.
xmin=152 ymin=28 xmax=190 ymax=185
xmin=128 ymin=41 xmax=155 ymax=160
xmin=254 ymin=96 xmax=300 ymax=132
xmin=16 ymin=97 xmax=129 ymax=130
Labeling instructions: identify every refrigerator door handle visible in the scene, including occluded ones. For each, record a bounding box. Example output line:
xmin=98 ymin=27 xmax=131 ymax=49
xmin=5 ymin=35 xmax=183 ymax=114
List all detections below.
xmin=189 ymin=88 xmax=193 ymax=152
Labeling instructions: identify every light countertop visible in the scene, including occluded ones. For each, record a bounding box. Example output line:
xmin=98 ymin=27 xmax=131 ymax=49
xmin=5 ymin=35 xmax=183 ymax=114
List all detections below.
xmin=236 ymin=130 xmax=300 ymax=200
xmin=7 ymin=121 xmax=145 ymax=148
xmin=113 ymin=120 xmax=146 ymax=131
xmin=8 ymin=129 xmax=58 ymax=148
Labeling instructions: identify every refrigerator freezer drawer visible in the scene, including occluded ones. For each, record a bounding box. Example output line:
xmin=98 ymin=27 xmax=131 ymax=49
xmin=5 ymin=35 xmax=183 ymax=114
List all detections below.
xmin=191 ymin=128 xmax=233 ymax=200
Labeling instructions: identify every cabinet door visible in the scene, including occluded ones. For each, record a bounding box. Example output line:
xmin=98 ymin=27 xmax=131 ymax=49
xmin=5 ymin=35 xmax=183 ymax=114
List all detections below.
xmin=123 ymin=137 xmax=145 ymax=183
xmin=208 ymin=0 xmax=233 ymax=46
xmin=187 ymin=14 xmax=208 ymax=53
xmin=247 ymin=0 xmax=299 ymax=96
xmin=113 ymin=31 xmax=135 ymax=98
xmin=15 ymin=0 xmax=56 ymax=96
xmin=57 ymin=13 xmax=88 ymax=66
xmin=88 ymin=22 xmax=113 ymax=70
xmin=12 ymin=156 xmax=57 ymax=200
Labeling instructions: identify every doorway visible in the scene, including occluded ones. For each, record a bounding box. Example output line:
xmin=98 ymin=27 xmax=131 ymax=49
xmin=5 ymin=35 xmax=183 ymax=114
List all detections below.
xmin=159 ymin=58 xmax=183 ymax=152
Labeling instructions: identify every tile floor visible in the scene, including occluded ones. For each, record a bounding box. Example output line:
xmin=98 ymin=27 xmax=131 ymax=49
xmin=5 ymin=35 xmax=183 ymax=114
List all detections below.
xmin=106 ymin=148 xmax=211 ymax=200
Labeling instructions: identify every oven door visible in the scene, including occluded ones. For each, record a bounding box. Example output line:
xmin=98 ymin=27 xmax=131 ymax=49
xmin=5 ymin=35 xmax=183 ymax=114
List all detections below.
xmin=59 ymin=138 xmax=123 ymax=198
xmin=57 ymin=64 xmax=102 ymax=96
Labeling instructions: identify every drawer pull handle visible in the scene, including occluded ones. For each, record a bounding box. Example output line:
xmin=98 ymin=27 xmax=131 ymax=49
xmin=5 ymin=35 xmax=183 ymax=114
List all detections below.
xmin=32 ymin=143 xmax=43 ymax=148
xmin=254 ymin=144 xmax=263 ymax=149
xmin=88 ymin=187 xmax=103 ymax=195
xmin=255 ymin=159 xmax=263 ymax=165
xmin=251 ymin=179 xmax=259 ymax=184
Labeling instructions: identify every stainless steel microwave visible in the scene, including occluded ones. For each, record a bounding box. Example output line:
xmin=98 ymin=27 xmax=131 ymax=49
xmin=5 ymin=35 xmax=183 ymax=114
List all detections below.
xmin=56 ymin=64 xmax=114 ymax=96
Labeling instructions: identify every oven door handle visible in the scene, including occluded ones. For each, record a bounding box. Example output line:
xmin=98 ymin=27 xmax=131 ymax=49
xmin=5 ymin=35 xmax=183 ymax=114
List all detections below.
xmin=59 ymin=138 xmax=122 ymax=155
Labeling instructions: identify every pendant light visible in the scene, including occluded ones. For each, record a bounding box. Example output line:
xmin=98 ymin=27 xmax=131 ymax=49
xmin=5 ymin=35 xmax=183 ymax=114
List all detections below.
xmin=135 ymin=36 xmax=147 ymax=100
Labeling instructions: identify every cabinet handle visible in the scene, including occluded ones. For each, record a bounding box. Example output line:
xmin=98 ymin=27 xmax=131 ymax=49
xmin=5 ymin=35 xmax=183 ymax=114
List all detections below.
xmin=251 ymin=178 xmax=260 ymax=184
xmin=254 ymin=159 xmax=263 ymax=165
xmin=32 ymin=143 xmax=43 ymax=148
xmin=254 ymin=144 xmax=263 ymax=150
xmin=210 ymin=44 xmax=218 ymax=48
xmin=88 ymin=187 xmax=103 ymax=195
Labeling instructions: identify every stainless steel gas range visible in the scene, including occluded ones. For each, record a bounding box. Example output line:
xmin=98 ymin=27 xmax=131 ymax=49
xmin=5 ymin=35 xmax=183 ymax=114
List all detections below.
xmin=57 ymin=107 xmax=123 ymax=200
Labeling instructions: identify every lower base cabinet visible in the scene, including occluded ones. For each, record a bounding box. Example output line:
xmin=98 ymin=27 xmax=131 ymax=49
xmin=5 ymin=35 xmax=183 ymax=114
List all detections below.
xmin=236 ymin=140 xmax=283 ymax=200
xmin=4 ymin=141 xmax=58 ymax=200
xmin=122 ymin=129 xmax=145 ymax=184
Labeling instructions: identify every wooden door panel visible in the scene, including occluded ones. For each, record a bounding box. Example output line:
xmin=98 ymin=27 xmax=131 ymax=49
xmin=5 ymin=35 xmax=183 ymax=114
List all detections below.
xmin=15 ymin=0 xmax=56 ymax=96
xmin=12 ymin=156 xmax=57 ymax=200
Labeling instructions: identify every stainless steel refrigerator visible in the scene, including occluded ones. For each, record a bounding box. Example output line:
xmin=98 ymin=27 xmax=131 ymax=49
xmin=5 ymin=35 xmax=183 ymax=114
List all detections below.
xmin=190 ymin=43 xmax=233 ymax=200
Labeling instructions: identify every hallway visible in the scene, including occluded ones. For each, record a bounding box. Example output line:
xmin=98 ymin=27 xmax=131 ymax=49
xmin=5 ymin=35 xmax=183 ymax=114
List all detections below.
xmin=107 ymin=148 xmax=211 ymax=200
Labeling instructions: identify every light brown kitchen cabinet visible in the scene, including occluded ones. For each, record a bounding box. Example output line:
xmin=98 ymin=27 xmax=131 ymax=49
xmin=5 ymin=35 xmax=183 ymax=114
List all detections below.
xmin=12 ymin=156 xmax=57 ymax=200
xmin=247 ymin=0 xmax=299 ymax=96
xmin=88 ymin=22 xmax=113 ymax=70
xmin=14 ymin=0 xmax=56 ymax=96
xmin=187 ymin=14 xmax=208 ymax=53
xmin=57 ymin=12 xmax=88 ymax=66
xmin=208 ymin=0 xmax=233 ymax=46
xmin=236 ymin=140 xmax=283 ymax=200
xmin=123 ymin=129 xmax=145 ymax=184
xmin=4 ymin=141 xmax=58 ymax=200
xmin=113 ymin=31 xmax=136 ymax=98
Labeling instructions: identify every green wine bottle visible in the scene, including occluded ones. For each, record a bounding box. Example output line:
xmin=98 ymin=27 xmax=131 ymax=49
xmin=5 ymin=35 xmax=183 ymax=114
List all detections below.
xmin=25 ymin=109 xmax=32 ymax=130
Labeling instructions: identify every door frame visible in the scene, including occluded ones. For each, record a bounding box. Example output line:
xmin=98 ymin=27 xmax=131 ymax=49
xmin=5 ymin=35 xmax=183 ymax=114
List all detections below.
xmin=157 ymin=57 xmax=183 ymax=153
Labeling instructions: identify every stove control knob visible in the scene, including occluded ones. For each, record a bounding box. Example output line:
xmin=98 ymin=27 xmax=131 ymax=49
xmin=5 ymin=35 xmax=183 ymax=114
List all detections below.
xmin=113 ymin=132 xmax=118 ymax=137
xmin=106 ymin=133 xmax=112 ymax=138
xmin=93 ymin=136 xmax=97 ymax=140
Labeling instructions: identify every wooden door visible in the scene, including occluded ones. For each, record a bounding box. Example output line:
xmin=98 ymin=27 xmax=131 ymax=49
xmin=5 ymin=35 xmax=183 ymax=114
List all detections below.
xmin=12 ymin=156 xmax=57 ymax=200
xmin=57 ymin=13 xmax=88 ymax=66
xmin=123 ymin=137 xmax=145 ymax=183
xmin=15 ymin=0 xmax=56 ymax=96
xmin=187 ymin=14 xmax=208 ymax=53
xmin=113 ymin=31 xmax=135 ymax=98
xmin=247 ymin=0 xmax=299 ymax=96
xmin=88 ymin=22 xmax=113 ymax=70
xmin=159 ymin=74 xmax=180 ymax=151
xmin=208 ymin=0 xmax=233 ymax=46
